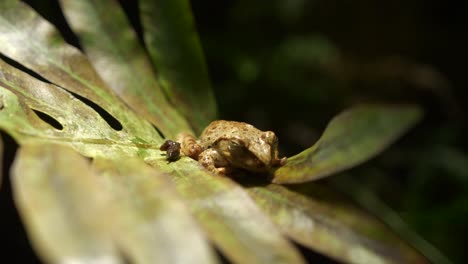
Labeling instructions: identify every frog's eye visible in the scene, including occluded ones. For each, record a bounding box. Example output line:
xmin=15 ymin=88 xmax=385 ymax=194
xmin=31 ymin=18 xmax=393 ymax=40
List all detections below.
xmin=261 ymin=131 xmax=277 ymax=144
xmin=273 ymin=135 xmax=278 ymax=143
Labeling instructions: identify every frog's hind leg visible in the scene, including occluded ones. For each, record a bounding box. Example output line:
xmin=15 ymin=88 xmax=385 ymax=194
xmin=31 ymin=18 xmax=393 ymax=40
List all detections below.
xmin=176 ymin=132 xmax=203 ymax=160
xmin=199 ymin=148 xmax=231 ymax=175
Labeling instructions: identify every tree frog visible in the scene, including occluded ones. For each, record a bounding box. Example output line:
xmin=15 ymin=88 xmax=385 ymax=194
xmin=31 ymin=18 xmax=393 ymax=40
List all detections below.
xmin=163 ymin=120 xmax=287 ymax=175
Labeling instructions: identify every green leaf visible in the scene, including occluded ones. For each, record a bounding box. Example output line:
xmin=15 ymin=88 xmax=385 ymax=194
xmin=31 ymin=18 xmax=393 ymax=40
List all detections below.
xmin=329 ymin=177 xmax=453 ymax=264
xmin=11 ymin=143 xmax=120 ymax=263
xmin=0 ymin=0 xmax=149 ymax=138
xmin=12 ymin=143 xmax=217 ymax=264
xmin=273 ymin=105 xmax=422 ymax=183
xmin=158 ymin=158 xmax=306 ymax=264
xmin=247 ymin=184 xmax=428 ymax=264
xmin=140 ymin=0 xmax=217 ymax=134
xmin=59 ymin=0 xmax=192 ymax=138
xmin=0 ymin=58 xmax=160 ymax=158
xmin=93 ymin=157 xmax=217 ymax=264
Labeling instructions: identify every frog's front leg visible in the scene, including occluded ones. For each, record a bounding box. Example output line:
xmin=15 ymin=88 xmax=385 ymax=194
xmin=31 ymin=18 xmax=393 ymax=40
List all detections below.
xmin=272 ymin=150 xmax=288 ymax=167
xmin=198 ymin=148 xmax=233 ymax=175
xmin=176 ymin=132 xmax=203 ymax=160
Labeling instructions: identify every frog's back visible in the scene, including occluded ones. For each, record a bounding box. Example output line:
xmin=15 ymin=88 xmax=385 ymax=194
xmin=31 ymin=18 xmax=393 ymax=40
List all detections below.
xmin=198 ymin=120 xmax=261 ymax=148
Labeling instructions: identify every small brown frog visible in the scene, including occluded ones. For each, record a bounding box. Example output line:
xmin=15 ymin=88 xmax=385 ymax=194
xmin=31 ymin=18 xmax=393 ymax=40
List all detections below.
xmin=162 ymin=120 xmax=287 ymax=175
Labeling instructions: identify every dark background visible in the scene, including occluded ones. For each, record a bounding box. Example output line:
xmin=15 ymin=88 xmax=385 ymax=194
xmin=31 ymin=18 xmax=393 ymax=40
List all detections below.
xmin=191 ymin=1 xmax=468 ymax=262
xmin=194 ymin=1 xmax=468 ymax=263
xmin=1 ymin=0 xmax=467 ymax=263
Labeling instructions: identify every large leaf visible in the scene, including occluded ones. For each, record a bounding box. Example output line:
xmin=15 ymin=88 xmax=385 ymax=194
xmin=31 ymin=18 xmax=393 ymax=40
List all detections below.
xmin=11 ymin=143 xmax=120 ymax=263
xmin=0 ymin=58 xmax=160 ymax=157
xmin=92 ymin=157 xmax=217 ymax=264
xmin=273 ymin=105 xmax=422 ymax=183
xmin=59 ymin=0 xmax=192 ymax=138
xmin=12 ymin=143 xmax=216 ymax=264
xmin=329 ymin=176 xmax=453 ymax=264
xmin=154 ymin=158 xmax=306 ymax=264
xmin=0 ymin=0 xmax=151 ymax=138
xmin=140 ymin=0 xmax=217 ymax=134
xmin=247 ymin=183 xmax=427 ymax=264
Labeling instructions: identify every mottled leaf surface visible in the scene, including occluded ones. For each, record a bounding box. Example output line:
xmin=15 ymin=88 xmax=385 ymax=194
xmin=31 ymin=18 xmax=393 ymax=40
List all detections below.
xmin=60 ymin=0 xmax=192 ymax=138
xmin=274 ymin=105 xmax=422 ymax=183
xmin=140 ymin=0 xmax=217 ymax=134
xmin=93 ymin=157 xmax=217 ymax=264
xmin=11 ymin=143 xmax=120 ymax=264
xmin=248 ymin=184 xmax=427 ymax=264
xmin=0 ymin=0 xmax=151 ymax=138
xmin=0 ymin=58 xmax=160 ymax=158
xmin=329 ymin=176 xmax=452 ymax=264
xmin=153 ymin=158 xmax=305 ymax=264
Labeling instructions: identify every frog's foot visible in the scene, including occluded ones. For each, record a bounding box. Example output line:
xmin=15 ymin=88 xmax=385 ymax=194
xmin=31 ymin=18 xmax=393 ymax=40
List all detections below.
xmin=215 ymin=167 xmax=235 ymax=175
xmin=176 ymin=132 xmax=203 ymax=160
xmin=272 ymin=156 xmax=287 ymax=167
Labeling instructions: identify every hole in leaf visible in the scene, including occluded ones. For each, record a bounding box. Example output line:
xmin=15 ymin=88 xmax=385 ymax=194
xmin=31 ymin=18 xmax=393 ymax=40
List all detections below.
xmin=32 ymin=109 xmax=63 ymax=130
xmin=0 ymin=54 xmax=122 ymax=131
xmin=84 ymin=156 xmax=94 ymax=163
xmin=68 ymin=91 xmax=123 ymax=131
xmin=214 ymin=248 xmax=230 ymax=264
xmin=294 ymin=241 xmax=338 ymax=263
xmin=22 ymin=0 xmax=82 ymax=50
xmin=115 ymin=244 xmax=133 ymax=264
xmin=152 ymin=124 xmax=165 ymax=139
xmin=117 ymin=0 xmax=145 ymax=46
xmin=0 ymin=54 xmax=51 ymax=84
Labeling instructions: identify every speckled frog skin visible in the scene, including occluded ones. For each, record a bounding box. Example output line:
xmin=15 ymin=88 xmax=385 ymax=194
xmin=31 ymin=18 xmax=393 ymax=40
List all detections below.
xmin=176 ymin=120 xmax=287 ymax=174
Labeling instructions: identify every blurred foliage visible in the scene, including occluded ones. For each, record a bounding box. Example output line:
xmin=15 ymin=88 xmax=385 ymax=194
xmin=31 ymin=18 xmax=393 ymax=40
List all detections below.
xmin=191 ymin=0 xmax=467 ymax=263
